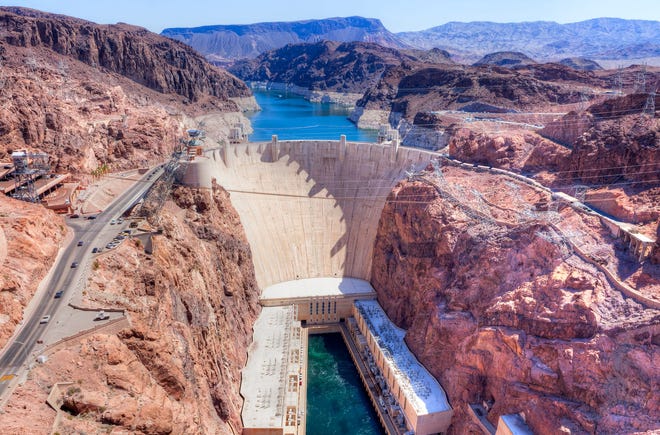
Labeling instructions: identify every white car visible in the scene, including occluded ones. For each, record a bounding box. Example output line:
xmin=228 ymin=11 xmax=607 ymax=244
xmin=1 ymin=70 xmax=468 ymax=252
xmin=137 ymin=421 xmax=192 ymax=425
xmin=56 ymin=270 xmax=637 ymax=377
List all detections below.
xmin=39 ymin=315 xmax=51 ymax=324
xmin=94 ymin=311 xmax=109 ymax=321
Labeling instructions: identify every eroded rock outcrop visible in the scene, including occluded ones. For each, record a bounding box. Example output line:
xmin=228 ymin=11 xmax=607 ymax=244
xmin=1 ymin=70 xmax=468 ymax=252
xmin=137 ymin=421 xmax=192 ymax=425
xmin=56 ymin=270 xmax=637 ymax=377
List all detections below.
xmin=2 ymin=183 xmax=260 ymax=434
xmin=371 ymin=170 xmax=659 ymax=434
xmin=0 ymin=8 xmax=255 ymax=174
xmin=0 ymin=7 xmax=251 ymax=103
xmin=0 ymin=196 xmax=67 ymax=349
xmin=539 ymin=93 xmax=659 ymax=185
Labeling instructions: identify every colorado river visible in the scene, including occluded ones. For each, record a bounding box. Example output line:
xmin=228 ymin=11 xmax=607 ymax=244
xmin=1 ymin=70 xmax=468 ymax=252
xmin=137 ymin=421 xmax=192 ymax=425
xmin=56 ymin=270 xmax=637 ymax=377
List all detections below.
xmin=247 ymin=89 xmax=378 ymax=142
xmin=306 ymin=333 xmax=384 ymax=435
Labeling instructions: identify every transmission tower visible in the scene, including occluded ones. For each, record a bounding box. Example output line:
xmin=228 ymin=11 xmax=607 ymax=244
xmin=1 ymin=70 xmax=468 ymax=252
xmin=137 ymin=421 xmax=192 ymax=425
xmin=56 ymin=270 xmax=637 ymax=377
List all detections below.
xmin=633 ymin=65 xmax=647 ymax=93
xmin=431 ymin=159 xmax=445 ymax=183
xmin=614 ymin=66 xmax=623 ymax=95
xmin=643 ymin=90 xmax=656 ymax=116
xmin=11 ymin=151 xmax=50 ymax=202
xmin=573 ymin=185 xmax=589 ymax=203
xmin=536 ymin=228 xmax=573 ymax=259
xmin=579 ymin=92 xmax=590 ymax=111
xmin=405 ymin=163 xmax=417 ymax=181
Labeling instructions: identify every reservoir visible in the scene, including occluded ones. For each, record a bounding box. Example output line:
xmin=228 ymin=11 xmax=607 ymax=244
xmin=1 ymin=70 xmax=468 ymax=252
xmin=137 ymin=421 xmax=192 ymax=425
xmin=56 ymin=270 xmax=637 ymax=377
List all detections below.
xmin=247 ymin=89 xmax=378 ymax=142
xmin=306 ymin=333 xmax=384 ymax=435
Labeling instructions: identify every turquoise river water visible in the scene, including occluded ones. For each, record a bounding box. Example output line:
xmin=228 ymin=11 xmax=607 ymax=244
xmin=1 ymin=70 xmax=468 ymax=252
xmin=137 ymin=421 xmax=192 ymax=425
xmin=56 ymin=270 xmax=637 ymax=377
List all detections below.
xmin=246 ymin=89 xmax=378 ymax=142
xmin=306 ymin=334 xmax=384 ymax=435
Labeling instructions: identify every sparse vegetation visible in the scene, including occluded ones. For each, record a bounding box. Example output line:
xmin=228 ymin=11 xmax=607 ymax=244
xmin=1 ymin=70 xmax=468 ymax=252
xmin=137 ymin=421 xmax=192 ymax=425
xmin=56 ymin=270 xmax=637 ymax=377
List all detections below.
xmin=66 ymin=386 xmax=81 ymax=396
xmin=92 ymin=259 xmax=100 ymax=270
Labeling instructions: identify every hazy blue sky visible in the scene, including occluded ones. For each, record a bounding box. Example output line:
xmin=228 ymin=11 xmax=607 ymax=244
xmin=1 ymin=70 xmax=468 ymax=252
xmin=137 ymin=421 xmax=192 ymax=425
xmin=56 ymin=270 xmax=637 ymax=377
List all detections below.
xmin=4 ymin=0 xmax=660 ymax=33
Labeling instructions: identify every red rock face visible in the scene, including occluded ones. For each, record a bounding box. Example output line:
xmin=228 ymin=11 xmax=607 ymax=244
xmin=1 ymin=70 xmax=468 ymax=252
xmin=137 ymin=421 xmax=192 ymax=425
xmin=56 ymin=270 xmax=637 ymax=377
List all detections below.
xmin=2 ymin=183 xmax=261 ymax=434
xmin=0 ymin=196 xmax=67 ymax=349
xmin=0 ymin=7 xmax=250 ymax=102
xmin=371 ymin=175 xmax=660 ymax=434
xmin=540 ymin=93 xmax=659 ymax=185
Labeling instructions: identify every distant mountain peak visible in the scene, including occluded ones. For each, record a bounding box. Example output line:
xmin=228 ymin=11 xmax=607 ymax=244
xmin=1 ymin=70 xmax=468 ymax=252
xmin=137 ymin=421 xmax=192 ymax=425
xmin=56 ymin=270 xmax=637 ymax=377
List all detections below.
xmin=161 ymin=16 xmax=409 ymax=62
xmin=474 ymin=51 xmax=537 ymax=67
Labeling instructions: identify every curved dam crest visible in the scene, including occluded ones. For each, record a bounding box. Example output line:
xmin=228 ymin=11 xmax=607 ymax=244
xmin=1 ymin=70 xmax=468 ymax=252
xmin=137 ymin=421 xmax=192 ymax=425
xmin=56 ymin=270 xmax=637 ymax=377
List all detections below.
xmin=183 ymin=138 xmax=438 ymax=290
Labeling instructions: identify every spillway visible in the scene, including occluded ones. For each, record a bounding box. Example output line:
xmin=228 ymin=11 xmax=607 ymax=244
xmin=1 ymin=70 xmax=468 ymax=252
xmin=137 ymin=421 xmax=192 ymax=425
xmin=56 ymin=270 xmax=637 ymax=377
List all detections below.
xmin=182 ymin=137 xmax=438 ymax=290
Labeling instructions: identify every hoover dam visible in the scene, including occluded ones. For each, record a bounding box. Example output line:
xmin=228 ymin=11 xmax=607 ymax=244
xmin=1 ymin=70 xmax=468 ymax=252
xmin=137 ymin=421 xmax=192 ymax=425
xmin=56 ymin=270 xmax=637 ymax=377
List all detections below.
xmin=182 ymin=136 xmax=451 ymax=434
xmin=183 ymin=136 xmax=437 ymax=289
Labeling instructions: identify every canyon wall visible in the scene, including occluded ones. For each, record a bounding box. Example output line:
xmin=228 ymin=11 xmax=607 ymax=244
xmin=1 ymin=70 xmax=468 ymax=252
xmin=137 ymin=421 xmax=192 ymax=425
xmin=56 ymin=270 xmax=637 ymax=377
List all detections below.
xmin=0 ymin=7 xmax=251 ymax=103
xmin=2 ymin=183 xmax=260 ymax=434
xmin=0 ymin=197 xmax=67 ymax=349
xmin=371 ymin=170 xmax=659 ymax=434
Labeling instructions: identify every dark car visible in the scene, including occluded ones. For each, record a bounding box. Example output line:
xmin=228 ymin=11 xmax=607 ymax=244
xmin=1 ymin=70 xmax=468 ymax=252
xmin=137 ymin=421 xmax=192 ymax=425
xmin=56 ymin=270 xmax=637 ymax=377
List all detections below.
xmin=70 ymin=214 xmax=80 ymax=218
xmin=77 ymin=240 xmax=84 ymax=246
xmin=87 ymin=215 xmax=97 ymax=220
xmin=92 ymin=247 xmax=98 ymax=253
xmin=54 ymin=290 xmax=64 ymax=298
xmin=71 ymin=262 xmax=78 ymax=268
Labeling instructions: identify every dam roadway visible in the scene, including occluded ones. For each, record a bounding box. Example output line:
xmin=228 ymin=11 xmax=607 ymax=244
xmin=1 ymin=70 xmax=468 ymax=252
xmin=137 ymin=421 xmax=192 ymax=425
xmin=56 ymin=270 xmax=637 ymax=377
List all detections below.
xmin=182 ymin=137 xmax=438 ymax=289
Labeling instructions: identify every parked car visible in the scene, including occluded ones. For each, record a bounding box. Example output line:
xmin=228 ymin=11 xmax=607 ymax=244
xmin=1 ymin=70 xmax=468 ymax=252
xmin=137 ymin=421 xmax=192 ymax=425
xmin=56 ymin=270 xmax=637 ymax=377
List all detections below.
xmin=70 ymin=214 xmax=79 ymax=218
xmin=54 ymin=290 xmax=63 ymax=299
xmin=77 ymin=240 xmax=84 ymax=246
xmin=87 ymin=215 xmax=97 ymax=220
xmin=110 ymin=219 xmax=116 ymax=225
xmin=39 ymin=315 xmax=51 ymax=324
xmin=71 ymin=262 xmax=78 ymax=268
xmin=94 ymin=311 xmax=109 ymax=321
xmin=92 ymin=247 xmax=98 ymax=253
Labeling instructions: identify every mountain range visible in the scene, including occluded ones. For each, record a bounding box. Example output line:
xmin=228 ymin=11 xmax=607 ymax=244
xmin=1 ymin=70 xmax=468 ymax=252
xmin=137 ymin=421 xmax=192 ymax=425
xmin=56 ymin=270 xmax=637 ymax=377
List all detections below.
xmin=161 ymin=16 xmax=407 ymax=64
xmin=162 ymin=16 xmax=660 ymax=64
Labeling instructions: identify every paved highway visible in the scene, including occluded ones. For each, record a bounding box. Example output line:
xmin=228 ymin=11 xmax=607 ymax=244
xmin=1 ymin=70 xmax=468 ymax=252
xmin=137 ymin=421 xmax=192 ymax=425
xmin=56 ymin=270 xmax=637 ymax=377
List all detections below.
xmin=0 ymin=165 xmax=163 ymax=401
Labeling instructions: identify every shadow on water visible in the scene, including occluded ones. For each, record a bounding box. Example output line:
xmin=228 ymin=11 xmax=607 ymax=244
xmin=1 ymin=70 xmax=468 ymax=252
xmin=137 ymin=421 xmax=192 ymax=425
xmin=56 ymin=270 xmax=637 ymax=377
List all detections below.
xmin=307 ymin=334 xmax=384 ymax=435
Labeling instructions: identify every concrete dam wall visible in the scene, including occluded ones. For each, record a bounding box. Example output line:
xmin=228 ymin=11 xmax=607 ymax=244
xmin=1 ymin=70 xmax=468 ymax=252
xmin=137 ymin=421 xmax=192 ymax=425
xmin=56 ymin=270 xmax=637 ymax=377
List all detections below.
xmin=184 ymin=138 xmax=438 ymax=290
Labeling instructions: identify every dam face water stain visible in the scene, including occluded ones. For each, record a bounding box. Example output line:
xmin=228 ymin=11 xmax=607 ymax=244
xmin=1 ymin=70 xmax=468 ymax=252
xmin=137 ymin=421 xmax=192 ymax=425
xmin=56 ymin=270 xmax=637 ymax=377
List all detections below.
xmin=306 ymin=333 xmax=384 ymax=435
xmin=247 ymin=89 xmax=378 ymax=142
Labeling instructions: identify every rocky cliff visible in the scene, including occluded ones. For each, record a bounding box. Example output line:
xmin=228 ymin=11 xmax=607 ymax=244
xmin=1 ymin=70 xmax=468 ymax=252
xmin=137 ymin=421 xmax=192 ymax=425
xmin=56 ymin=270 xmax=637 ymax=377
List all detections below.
xmin=0 ymin=7 xmax=251 ymax=102
xmin=162 ymin=16 xmax=408 ymax=63
xmin=229 ymin=41 xmax=417 ymax=98
xmin=0 ymin=197 xmax=67 ymax=349
xmin=351 ymin=61 xmax=602 ymax=130
xmin=1 ymin=183 xmax=260 ymax=434
xmin=230 ymin=41 xmax=453 ymax=104
xmin=0 ymin=7 xmax=255 ymax=174
xmin=371 ymin=168 xmax=660 ymax=434
xmin=540 ymin=93 xmax=659 ymax=185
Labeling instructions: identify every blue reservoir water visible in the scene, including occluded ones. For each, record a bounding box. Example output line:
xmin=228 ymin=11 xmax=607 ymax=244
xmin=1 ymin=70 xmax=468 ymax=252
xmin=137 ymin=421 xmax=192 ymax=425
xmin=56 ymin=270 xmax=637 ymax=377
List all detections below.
xmin=306 ymin=333 xmax=384 ymax=435
xmin=247 ymin=89 xmax=378 ymax=142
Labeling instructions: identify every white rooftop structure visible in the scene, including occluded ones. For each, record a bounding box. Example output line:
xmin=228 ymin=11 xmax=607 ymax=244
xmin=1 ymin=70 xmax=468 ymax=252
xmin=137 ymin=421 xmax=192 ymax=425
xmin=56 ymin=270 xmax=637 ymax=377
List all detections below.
xmin=496 ymin=413 xmax=534 ymax=435
xmin=355 ymin=299 xmax=451 ymax=415
xmin=261 ymin=277 xmax=376 ymax=300
xmin=240 ymin=305 xmax=301 ymax=433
